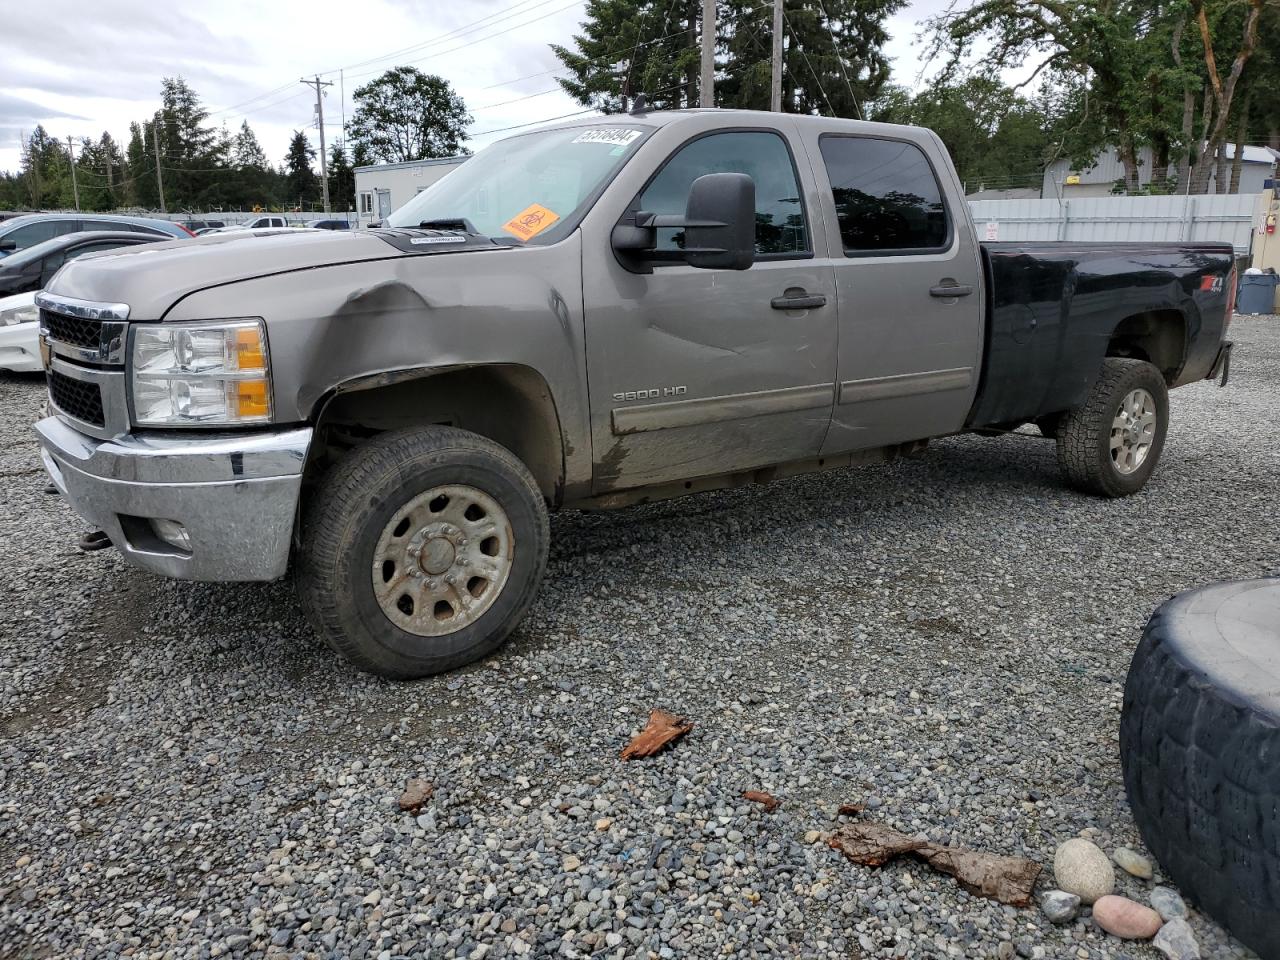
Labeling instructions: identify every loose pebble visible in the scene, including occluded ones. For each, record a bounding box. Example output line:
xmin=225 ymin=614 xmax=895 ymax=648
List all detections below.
xmin=1091 ymin=894 xmax=1163 ymax=939
xmin=1149 ymin=885 xmax=1188 ymax=922
xmin=1153 ymin=917 xmax=1202 ymax=959
xmin=1054 ymin=838 xmax=1116 ymax=904
xmin=1113 ymin=846 xmax=1154 ymax=879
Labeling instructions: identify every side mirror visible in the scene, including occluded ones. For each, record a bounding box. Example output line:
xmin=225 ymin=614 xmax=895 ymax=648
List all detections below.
xmin=683 ymin=172 xmax=755 ymax=270
xmin=611 ymin=172 xmax=756 ymax=272
xmin=0 ymin=239 xmax=16 ymax=252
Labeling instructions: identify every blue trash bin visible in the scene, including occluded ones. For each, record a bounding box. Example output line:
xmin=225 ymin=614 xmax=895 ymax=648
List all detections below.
xmin=1237 ymin=272 xmax=1279 ymax=315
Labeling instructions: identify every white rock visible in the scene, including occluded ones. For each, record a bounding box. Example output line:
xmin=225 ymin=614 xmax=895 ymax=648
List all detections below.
xmin=1053 ymin=838 xmax=1115 ymax=904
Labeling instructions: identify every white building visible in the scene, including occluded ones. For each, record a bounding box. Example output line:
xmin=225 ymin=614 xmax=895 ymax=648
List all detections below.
xmin=1042 ymin=144 xmax=1279 ymax=198
xmin=353 ymin=156 xmax=469 ymax=227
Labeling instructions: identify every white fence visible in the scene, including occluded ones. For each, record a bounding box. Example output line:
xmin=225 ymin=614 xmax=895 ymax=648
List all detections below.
xmin=967 ymin=193 xmax=1259 ymax=255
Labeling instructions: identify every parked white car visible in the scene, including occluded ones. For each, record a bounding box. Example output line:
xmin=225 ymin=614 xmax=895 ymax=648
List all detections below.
xmin=0 ymin=290 xmax=39 ymax=372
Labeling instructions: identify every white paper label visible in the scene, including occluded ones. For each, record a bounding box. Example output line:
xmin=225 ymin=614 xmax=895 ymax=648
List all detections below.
xmin=410 ymin=235 xmax=467 ymax=245
xmin=572 ymin=128 xmax=643 ymax=147
xmin=984 ymin=222 xmax=1000 ymax=241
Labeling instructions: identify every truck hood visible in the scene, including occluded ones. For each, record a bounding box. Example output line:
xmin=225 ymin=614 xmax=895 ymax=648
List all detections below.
xmin=44 ymin=228 xmax=492 ymax=320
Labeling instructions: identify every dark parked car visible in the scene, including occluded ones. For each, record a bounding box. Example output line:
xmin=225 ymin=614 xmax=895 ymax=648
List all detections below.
xmin=0 ymin=231 xmax=167 ymax=296
xmin=305 ymin=218 xmax=352 ymax=230
xmin=179 ymin=219 xmax=226 ymax=232
xmin=0 ymin=213 xmax=192 ymax=258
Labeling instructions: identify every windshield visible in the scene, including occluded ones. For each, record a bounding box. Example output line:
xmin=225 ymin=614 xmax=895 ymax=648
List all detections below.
xmin=387 ymin=124 xmax=651 ymax=242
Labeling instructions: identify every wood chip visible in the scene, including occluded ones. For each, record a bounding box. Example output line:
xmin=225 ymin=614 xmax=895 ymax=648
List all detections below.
xmin=620 ymin=709 xmax=693 ymax=760
xmin=397 ymin=778 xmax=434 ymax=813
xmin=743 ymin=790 xmax=780 ymax=812
xmin=837 ymin=803 xmax=866 ymax=817
xmin=828 ymin=820 xmax=1041 ymax=906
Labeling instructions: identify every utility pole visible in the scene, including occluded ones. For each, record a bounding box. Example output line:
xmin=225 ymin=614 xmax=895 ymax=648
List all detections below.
xmin=66 ymin=136 xmax=80 ymax=212
xmin=700 ymin=0 xmax=716 ymax=107
xmin=770 ymin=0 xmax=784 ymax=112
xmin=152 ymin=120 xmax=166 ymax=213
xmin=301 ymin=75 xmax=334 ymax=214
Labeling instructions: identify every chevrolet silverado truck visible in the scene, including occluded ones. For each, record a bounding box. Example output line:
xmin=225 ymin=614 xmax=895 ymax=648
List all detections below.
xmin=34 ymin=109 xmax=1235 ymax=678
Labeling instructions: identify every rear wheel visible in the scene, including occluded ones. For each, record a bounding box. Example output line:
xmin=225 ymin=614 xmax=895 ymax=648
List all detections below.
xmin=1056 ymin=358 xmax=1168 ymax=497
xmin=297 ymin=426 xmax=549 ymax=679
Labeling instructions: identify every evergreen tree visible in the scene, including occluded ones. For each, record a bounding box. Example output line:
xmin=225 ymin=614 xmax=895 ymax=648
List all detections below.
xmin=551 ymin=0 xmax=701 ymax=112
xmin=327 ymin=141 xmax=356 ymax=214
xmin=552 ymin=0 xmax=904 ymax=116
xmin=284 ymin=131 xmax=318 ymax=208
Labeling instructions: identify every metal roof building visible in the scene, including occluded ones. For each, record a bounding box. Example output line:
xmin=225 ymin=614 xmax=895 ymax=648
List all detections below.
xmin=353 ymin=156 xmax=469 ymax=227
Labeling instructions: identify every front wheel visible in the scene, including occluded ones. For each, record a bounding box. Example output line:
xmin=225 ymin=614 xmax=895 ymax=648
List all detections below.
xmin=1056 ymin=358 xmax=1169 ymax=498
xmin=297 ymin=426 xmax=550 ymax=679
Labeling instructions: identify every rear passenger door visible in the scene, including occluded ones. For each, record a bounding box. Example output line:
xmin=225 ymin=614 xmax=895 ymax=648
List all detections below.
xmin=803 ymin=131 xmax=985 ymax=453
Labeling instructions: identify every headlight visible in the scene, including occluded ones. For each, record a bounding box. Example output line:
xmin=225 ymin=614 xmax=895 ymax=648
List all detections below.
xmin=0 ymin=296 xmax=38 ymax=327
xmin=131 ymin=320 xmax=272 ymax=425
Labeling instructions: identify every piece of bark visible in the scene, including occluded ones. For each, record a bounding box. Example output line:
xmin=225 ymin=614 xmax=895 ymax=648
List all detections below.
xmin=620 ymin=709 xmax=693 ymax=760
xmin=827 ymin=821 xmax=1041 ymax=906
xmin=397 ymin=778 xmax=434 ymax=813
xmin=837 ymin=803 xmax=866 ymax=817
xmin=743 ymin=790 xmax=780 ymax=812
xmin=918 ymin=843 xmax=1041 ymax=907
xmin=828 ymin=822 xmax=927 ymax=866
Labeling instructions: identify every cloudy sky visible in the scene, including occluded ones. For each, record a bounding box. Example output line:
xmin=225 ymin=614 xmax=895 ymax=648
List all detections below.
xmin=0 ymin=0 xmax=954 ymax=175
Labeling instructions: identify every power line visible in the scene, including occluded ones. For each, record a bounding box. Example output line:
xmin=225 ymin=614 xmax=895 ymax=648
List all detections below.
xmin=324 ymin=0 xmax=567 ymax=77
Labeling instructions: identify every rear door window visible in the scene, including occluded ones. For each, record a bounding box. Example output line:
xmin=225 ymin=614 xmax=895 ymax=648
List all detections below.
xmin=818 ymin=136 xmax=950 ymax=255
xmin=637 ymin=130 xmax=809 ymax=258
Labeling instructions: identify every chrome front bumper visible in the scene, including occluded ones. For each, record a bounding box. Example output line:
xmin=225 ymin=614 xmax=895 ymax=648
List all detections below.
xmin=36 ymin=416 xmax=312 ymax=581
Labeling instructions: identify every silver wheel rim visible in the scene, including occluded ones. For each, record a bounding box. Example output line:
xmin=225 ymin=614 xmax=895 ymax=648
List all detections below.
xmin=371 ymin=484 xmax=514 ymax=637
xmin=1111 ymin=388 xmax=1157 ymax=475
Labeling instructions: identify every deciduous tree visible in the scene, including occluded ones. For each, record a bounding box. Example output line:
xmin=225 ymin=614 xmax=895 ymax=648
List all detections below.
xmin=348 ymin=67 xmax=470 ymax=163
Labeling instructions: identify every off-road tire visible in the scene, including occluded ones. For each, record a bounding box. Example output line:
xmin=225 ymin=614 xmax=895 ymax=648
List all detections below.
xmin=1120 ymin=580 xmax=1280 ymax=960
xmin=1056 ymin=357 xmax=1168 ymax=497
xmin=297 ymin=426 xmax=549 ymax=679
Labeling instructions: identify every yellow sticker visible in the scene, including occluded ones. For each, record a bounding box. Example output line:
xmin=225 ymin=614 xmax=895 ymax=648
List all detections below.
xmin=502 ymin=203 xmax=561 ymax=241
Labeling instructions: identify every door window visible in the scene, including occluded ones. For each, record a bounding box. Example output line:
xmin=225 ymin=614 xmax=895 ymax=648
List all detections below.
xmin=638 ymin=131 xmax=809 ymax=258
xmin=5 ymin=219 xmax=80 ymax=251
xmin=818 ymin=136 xmax=949 ymax=255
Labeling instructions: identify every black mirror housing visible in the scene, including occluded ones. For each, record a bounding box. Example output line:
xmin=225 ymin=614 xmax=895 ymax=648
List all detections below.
xmin=683 ymin=172 xmax=755 ymax=271
xmin=611 ymin=172 xmax=756 ymax=273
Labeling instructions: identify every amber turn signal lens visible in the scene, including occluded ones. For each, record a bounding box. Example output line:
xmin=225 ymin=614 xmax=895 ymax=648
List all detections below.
xmin=233 ymin=378 xmax=270 ymax=419
xmin=234 ymin=327 xmax=266 ymax=371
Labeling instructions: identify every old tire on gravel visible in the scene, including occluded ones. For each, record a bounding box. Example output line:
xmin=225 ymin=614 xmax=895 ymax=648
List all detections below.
xmin=1056 ymin=357 xmax=1168 ymax=497
xmin=297 ymin=426 xmax=549 ymax=679
xmin=1119 ymin=580 xmax=1280 ymax=959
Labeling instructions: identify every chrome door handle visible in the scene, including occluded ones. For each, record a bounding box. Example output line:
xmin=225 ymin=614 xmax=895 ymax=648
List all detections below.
xmin=930 ymin=283 xmax=974 ymax=298
xmin=771 ymin=290 xmax=828 ymax=310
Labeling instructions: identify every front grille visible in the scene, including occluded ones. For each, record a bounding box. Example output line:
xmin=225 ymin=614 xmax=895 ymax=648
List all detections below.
xmin=48 ymin=369 xmax=105 ymax=427
xmin=41 ymin=309 xmax=102 ymax=349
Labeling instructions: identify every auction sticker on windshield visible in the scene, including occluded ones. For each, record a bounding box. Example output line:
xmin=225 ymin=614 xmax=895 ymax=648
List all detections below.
xmin=503 ymin=203 xmax=561 ymax=242
xmin=572 ymin=128 xmax=643 ymax=147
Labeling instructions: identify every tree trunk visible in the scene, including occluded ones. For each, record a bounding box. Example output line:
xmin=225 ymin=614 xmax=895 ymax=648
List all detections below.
xmin=1118 ymin=140 xmax=1142 ymax=194
xmin=1215 ymin=141 xmax=1229 ymax=194
xmin=1190 ymin=84 xmax=1215 ymax=194
xmin=1229 ymin=90 xmax=1250 ymax=194
xmin=1176 ymin=89 xmax=1195 ymax=191
xmin=1190 ymin=0 xmax=1264 ymax=194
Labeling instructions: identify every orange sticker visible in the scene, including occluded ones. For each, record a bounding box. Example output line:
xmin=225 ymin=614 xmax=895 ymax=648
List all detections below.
xmin=502 ymin=203 xmax=561 ymax=241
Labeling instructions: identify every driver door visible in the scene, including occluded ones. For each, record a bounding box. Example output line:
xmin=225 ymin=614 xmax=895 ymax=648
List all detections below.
xmin=582 ymin=125 xmax=838 ymax=493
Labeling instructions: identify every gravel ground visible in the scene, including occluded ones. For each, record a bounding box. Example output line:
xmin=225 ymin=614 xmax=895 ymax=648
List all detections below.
xmin=2 ymin=317 xmax=1278 ymax=960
